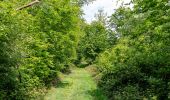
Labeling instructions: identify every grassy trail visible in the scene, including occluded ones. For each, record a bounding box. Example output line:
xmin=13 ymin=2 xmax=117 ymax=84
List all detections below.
xmin=44 ymin=67 xmax=107 ymax=100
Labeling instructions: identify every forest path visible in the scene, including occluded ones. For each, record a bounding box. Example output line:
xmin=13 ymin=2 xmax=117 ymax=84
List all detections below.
xmin=44 ymin=67 xmax=107 ymax=100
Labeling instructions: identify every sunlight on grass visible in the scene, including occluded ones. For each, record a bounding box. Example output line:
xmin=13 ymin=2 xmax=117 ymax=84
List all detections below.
xmin=44 ymin=68 xmax=107 ymax=100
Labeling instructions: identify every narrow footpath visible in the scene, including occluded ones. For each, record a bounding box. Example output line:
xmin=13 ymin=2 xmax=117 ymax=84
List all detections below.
xmin=44 ymin=68 xmax=107 ymax=100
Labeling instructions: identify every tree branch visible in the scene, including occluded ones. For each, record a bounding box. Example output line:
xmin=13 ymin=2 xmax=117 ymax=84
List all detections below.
xmin=16 ymin=0 xmax=40 ymax=10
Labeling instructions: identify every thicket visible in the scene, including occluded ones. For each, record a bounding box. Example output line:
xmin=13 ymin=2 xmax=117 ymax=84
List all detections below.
xmin=96 ymin=0 xmax=170 ymax=99
xmin=0 ymin=0 xmax=170 ymax=100
xmin=0 ymin=0 xmax=81 ymax=99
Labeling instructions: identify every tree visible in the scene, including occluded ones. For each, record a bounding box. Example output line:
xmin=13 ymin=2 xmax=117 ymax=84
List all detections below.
xmin=96 ymin=0 xmax=170 ymax=99
xmin=94 ymin=9 xmax=108 ymax=25
xmin=0 ymin=0 xmax=82 ymax=99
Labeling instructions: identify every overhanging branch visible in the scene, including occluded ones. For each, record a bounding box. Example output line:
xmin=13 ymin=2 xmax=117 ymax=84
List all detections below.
xmin=16 ymin=0 xmax=40 ymax=10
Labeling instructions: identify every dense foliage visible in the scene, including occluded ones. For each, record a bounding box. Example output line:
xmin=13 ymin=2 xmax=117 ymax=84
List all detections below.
xmin=76 ymin=10 xmax=116 ymax=66
xmin=0 ymin=0 xmax=81 ymax=99
xmin=76 ymin=22 xmax=110 ymax=65
xmin=96 ymin=0 xmax=170 ymax=99
xmin=0 ymin=0 xmax=169 ymax=99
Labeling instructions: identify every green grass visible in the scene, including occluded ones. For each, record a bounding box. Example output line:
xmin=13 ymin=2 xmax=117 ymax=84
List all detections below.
xmin=44 ymin=68 xmax=107 ymax=100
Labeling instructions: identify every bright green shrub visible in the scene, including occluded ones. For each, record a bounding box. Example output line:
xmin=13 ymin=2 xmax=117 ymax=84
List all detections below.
xmin=97 ymin=43 xmax=144 ymax=99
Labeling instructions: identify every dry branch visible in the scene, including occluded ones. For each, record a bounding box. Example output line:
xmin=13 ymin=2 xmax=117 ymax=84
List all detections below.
xmin=16 ymin=0 xmax=40 ymax=10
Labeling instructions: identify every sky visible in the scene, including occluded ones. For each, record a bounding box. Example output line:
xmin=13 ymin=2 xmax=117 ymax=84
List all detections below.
xmin=82 ymin=0 xmax=132 ymax=23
